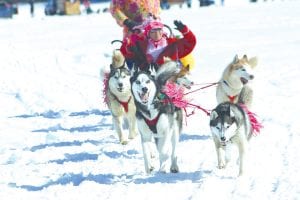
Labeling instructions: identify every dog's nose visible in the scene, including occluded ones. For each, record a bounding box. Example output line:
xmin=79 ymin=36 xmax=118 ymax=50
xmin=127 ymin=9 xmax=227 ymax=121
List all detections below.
xmin=221 ymin=137 xmax=226 ymax=141
xmin=249 ymin=75 xmax=254 ymax=80
xmin=142 ymin=87 xmax=148 ymax=93
xmin=118 ymin=83 xmax=123 ymax=87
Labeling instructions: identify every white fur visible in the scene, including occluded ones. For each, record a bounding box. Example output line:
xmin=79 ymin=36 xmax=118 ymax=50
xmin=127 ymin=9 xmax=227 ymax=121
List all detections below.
xmin=131 ymin=67 xmax=182 ymax=174
xmin=106 ymin=52 xmax=137 ymax=145
xmin=210 ymin=103 xmax=252 ymax=176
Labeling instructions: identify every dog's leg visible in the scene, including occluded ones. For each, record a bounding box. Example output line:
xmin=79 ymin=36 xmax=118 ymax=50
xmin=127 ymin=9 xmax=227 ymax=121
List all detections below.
xmin=156 ymin=115 xmax=172 ymax=173
xmin=170 ymin=128 xmax=179 ymax=173
xmin=213 ymin=137 xmax=226 ymax=169
xmin=156 ymin=137 xmax=169 ymax=173
xmin=141 ymin=140 xmax=155 ymax=174
xmin=112 ymin=115 xmax=127 ymax=145
xmin=138 ymin=121 xmax=155 ymax=174
xmin=127 ymin=113 xmax=138 ymax=140
xmin=238 ymin=137 xmax=247 ymax=176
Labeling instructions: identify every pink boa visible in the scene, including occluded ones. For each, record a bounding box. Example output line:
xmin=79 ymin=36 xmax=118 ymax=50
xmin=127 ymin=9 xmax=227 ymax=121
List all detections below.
xmin=162 ymin=82 xmax=189 ymax=108
xmin=102 ymin=73 xmax=109 ymax=106
xmin=239 ymin=104 xmax=263 ymax=136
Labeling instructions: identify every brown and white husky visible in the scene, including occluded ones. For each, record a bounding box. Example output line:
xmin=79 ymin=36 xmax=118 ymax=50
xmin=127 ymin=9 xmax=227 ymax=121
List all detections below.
xmin=216 ymin=55 xmax=258 ymax=108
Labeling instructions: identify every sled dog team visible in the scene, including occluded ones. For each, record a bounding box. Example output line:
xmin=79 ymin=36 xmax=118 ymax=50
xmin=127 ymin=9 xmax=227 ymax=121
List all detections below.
xmin=104 ymin=9 xmax=260 ymax=176
xmin=104 ymin=48 xmax=260 ymax=176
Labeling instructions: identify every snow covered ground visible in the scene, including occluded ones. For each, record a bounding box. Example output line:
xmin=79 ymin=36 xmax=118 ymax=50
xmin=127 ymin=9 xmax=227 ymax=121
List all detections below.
xmin=1 ymin=1 xmax=300 ymax=199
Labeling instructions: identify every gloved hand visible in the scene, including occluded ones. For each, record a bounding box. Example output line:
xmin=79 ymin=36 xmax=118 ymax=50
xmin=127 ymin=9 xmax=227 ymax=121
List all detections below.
xmin=174 ymin=20 xmax=185 ymax=31
xmin=123 ymin=19 xmax=138 ymax=31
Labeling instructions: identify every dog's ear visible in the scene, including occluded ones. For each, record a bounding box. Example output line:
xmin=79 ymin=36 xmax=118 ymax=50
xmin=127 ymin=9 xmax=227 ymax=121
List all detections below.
xmin=149 ymin=64 xmax=156 ymax=77
xmin=209 ymin=110 xmax=218 ymax=126
xmin=110 ymin=64 xmax=116 ymax=74
xmin=229 ymin=106 xmax=237 ymax=124
xmin=248 ymin=56 xmax=258 ymax=68
xmin=131 ymin=64 xmax=139 ymax=77
xmin=242 ymin=54 xmax=248 ymax=61
xmin=229 ymin=106 xmax=235 ymax=118
xmin=210 ymin=110 xmax=218 ymax=120
xmin=233 ymin=54 xmax=239 ymax=63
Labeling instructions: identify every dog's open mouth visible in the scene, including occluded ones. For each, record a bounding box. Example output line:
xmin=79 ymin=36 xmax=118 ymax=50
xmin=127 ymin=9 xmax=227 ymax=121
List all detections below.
xmin=220 ymin=141 xmax=227 ymax=146
xmin=139 ymin=91 xmax=150 ymax=104
xmin=240 ymin=77 xmax=248 ymax=85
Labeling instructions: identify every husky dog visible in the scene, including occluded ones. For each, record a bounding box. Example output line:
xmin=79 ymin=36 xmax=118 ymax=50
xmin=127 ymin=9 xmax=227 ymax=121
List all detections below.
xmin=131 ymin=61 xmax=183 ymax=174
xmin=106 ymin=50 xmax=137 ymax=145
xmin=171 ymin=64 xmax=194 ymax=89
xmin=216 ymin=55 xmax=258 ymax=108
xmin=210 ymin=102 xmax=253 ymax=176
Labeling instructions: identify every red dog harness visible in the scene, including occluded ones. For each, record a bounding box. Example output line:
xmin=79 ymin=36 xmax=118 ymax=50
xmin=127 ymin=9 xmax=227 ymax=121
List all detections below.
xmin=115 ymin=96 xmax=132 ymax=113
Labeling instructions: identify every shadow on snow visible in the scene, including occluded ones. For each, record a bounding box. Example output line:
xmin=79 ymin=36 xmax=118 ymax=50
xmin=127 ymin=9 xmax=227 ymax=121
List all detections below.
xmin=49 ymin=153 xmax=99 ymax=164
xmin=11 ymin=109 xmax=111 ymax=119
xmin=11 ymin=170 xmax=211 ymax=191
xmin=28 ymin=139 xmax=103 ymax=152
xmin=180 ymin=133 xmax=210 ymax=142
xmin=32 ymin=123 xmax=112 ymax=133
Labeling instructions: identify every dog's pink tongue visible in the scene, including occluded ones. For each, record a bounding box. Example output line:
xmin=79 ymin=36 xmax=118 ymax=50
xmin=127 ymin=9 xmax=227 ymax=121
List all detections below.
xmin=143 ymin=93 xmax=150 ymax=102
xmin=140 ymin=93 xmax=149 ymax=103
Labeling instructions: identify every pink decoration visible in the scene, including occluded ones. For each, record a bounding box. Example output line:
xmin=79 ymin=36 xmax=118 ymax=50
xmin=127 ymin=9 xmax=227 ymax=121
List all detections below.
xmin=239 ymin=104 xmax=263 ymax=136
xmin=162 ymin=82 xmax=189 ymax=108
xmin=102 ymin=73 xmax=109 ymax=107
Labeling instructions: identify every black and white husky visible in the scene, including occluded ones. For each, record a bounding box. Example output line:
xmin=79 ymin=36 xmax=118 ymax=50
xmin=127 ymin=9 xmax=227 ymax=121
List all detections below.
xmin=130 ymin=61 xmax=183 ymax=174
xmin=210 ymin=102 xmax=253 ymax=176
xmin=104 ymin=50 xmax=137 ymax=145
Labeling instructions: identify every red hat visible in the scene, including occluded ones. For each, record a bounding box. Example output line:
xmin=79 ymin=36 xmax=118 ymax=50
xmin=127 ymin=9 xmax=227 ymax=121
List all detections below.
xmin=144 ymin=20 xmax=164 ymax=37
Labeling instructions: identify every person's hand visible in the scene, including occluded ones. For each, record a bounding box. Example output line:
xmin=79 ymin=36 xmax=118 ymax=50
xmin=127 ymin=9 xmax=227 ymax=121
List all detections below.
xmin=174 ymin=20 xmax=185 ymax=31
xmin=123 ymin=19 xmax=138 ymax=31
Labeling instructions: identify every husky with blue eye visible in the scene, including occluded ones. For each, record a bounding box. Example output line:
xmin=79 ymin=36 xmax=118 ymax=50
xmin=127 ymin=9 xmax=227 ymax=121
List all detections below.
xmin=130 ymin=61 xmax=183 ymax=174
xmin=210 ymin=102 xmax=253 ymax=176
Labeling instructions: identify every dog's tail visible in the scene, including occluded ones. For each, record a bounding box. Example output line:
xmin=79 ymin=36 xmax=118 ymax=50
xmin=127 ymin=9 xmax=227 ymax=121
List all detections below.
xmin=155 ymin=60 xmax=180 ymax=89
xmin=111 ymin=49 xmax=126 ymax=68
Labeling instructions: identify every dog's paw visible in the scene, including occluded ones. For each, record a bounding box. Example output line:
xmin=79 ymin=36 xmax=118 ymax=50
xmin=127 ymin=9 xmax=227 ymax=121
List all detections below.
xmin=217 ymin=164 xmax=226 ymax=169
xmin=150 ymin=166 xmax=155 ymax=173
xmin=120 ymin=140 xmax=128 ymax=145
xmin=145 ymin=166 xmax=155 ymax=174
xmin=170 ymin=166 xmax=179 ymax=173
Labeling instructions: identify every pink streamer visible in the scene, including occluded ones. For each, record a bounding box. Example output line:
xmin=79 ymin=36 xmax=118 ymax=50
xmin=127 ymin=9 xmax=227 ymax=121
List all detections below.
xmin=162 ymin=82 xmax=189 ymax=108
xmin=102 ymin=73 xmax=109 ymax=106
xmin=240 ymin=104 xmax=263 ymax=136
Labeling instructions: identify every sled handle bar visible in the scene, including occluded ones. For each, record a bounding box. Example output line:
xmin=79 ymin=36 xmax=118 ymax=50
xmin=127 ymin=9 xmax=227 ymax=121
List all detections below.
xmin=164 ymin=24 xmax=173 ymax=37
